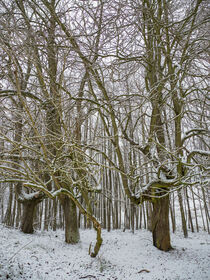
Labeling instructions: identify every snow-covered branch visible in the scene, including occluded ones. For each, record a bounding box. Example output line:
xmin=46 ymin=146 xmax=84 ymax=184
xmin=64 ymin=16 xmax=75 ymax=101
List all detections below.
xmin=187 ymin=149 xmax=210 ymax=163
xmin=181 ymin=128 xmax=209 ymax=145
xmin=0 ymin=89 xmax=42 ymax=102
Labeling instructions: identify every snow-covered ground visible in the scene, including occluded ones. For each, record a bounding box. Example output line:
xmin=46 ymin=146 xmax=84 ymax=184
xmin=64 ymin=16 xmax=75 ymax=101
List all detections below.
xmin=0 ymin=224 xmax=209 ymax=280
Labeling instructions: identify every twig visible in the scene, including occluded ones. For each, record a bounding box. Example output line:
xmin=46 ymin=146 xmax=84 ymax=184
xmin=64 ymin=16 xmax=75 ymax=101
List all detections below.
xmin=8 ymin=240 xmax=33 ymax=262
xmin=79 ymin=275 xmax=97 ymax=279
xmin=138 ymin=269 xmax=150 ymax=273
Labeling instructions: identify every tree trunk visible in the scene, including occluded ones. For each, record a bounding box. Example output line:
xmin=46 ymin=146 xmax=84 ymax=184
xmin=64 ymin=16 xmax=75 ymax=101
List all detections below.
xmin=58 ymin=202 xmax=63 ymax=229
xmin=21 ymin=199 xmax=39 ymax=233
xmin=139 ymin=205 xmax=142 ymax=229
xmin=142 ymin=203 xmax=147 ymax=229
xmin=198 ymin=188 xmax=206 ymax=231
xmin=3 ymin=183 xmax=13 ymax=226
xmin=152 ymin=195 xmax=172 ymax=251
xmin=39 ymin=202 xmax=43 ymax=230
xmin=61 ymin=196 xmax=80 ymax=244
xmin=178 ymin=189 xmax=188 ymax=237
xmin=11 ymin=197 xmax=16 ymax=227
xmin=191 ymin=189 xmax=199 ymax=232
xmin=103 ymin=192 xmax=106 ymax=229
xmin=15 ymin=201 xmax=21 ymax=228
xmin=0 ymin=185 xmax=4 ymax=222
xmin=169 ymin=198 xmax=176 ymax=233
xmin=44 ymin=198 xmax=49 ymax=231
xmin=52 ymin=197 xmax=57 ymax=231
xmin=201 ymin=187 xmax=210 ymax=234
xmin=131 ymin=202 xmax=135 ymax=233
xmin=147 ymin=202 xmax=153 ymax=232
xmin=135 ymin=206 xmax=139 ymax=230
xmin=185 ymin=188 xmax=194 ymax=232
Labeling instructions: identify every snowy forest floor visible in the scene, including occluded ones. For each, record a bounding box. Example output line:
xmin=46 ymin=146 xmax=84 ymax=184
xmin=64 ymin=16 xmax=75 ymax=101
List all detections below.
xmin=0 ymin=224 xmax=209 ymax=280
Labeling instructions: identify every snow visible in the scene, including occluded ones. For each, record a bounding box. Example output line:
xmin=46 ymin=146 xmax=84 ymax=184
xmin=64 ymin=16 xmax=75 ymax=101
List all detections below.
xmin=20 ymin=191 xmax=41 ymax=201
xmin=0 ymin=224 xmax=209 ymax=280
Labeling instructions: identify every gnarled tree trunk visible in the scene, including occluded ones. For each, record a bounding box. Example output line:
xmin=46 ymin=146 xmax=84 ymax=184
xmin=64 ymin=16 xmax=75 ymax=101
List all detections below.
xmin=152 ymin=194 xmax=172 ymax=251
xmin=21 ymin=198 xmax=41 ymax=233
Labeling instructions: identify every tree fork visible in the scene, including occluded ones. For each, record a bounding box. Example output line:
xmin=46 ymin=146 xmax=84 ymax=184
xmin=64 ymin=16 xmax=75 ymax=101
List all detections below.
xmin=20 ymin=195 xmax=43 ymax=234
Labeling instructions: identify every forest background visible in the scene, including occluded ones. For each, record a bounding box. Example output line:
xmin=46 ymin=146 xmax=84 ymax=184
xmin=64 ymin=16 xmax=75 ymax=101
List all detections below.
xmin=0 ymin=0 xmax=209 ymax=259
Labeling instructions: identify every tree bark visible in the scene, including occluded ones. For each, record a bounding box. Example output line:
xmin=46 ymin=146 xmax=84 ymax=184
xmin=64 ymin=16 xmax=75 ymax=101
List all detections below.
xmin=60 ymin=196 xmax=80 ymax=244
xmin=147 ymin=202 xmax=153 ymax=232
xmin=52 ymin=198 xmax=57 ymax=231
xmin=3 ymin=183 xmax=13 ymax=226
xmin=15 ymin=201 xmax=21 ymax=228
xmin=169 ymin=196 xmax=176 ymax=233
xmin=21 ymin=199 xmax=40 ymax=233
xmin=178 ymin=189 xmax=188 ymax=237
xmin=44 ymin=198 xmax=49 ymax=231
xmin=152 ymin=194 xmax=172 ymax=251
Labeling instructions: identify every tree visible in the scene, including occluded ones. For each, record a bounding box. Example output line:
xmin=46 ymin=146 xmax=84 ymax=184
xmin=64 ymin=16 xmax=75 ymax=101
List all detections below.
xmin=45 ymin=0 xmax=209 ymax=251
xmin=0 ymin=0 xmax=101 ymax=252
xmin=0 ymin=0 xmax=209 ymax=256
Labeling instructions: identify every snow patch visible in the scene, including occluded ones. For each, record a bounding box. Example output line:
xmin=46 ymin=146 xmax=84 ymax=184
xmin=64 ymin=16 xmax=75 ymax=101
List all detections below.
xmin=0 ymin=225 xmax=209 ymax=280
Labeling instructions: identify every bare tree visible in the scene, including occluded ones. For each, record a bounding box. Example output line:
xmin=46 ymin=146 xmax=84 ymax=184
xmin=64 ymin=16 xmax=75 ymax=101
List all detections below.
xmin=0 ymin=0 xmax=209 ymax=256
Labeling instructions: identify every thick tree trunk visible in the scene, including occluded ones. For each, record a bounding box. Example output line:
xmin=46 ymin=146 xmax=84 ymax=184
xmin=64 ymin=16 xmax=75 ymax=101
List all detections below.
xmin=21 ymin=199 xmax=39 ymax=233
xmin=152 ymin=195 xmax=172 ymax=251
xmin=61 ymin=196 xmax=80 ymax=244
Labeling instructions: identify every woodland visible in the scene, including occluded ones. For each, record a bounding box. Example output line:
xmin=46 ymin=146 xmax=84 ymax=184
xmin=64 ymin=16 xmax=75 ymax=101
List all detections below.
xmin=0 ymin=0 xmax=209 ymax=261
